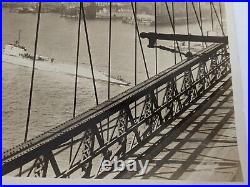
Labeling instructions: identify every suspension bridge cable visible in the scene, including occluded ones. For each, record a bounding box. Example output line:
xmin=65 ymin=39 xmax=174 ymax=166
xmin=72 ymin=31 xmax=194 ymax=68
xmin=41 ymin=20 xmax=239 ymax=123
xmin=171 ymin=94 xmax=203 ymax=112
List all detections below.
xmin=107 ymin=2 xmax=112 ymax=141
xmin=185 ymin=2 xmax=190 ymax=52
xmin=210 ymin=3 xmax=214 ymax=31
xmin=191 ymin=3 xmax=203 ymax=34
xmin=134 ymin=2 xmax=137 ymax=117
xmin=191 ymin=2 xmax=207 ymax=48
xmin=198 ymin=3 xmax=203 ymax=32
xmin=108 ymin=2 xmax=112 ymax=100
xmin=211 ymin=3 xmax=225 ymax=36
xmin=197 ymin=2 xmax=207 ymax=47
xmin=81 ymin=4 xmax=104 ymax=141
xmin=198 ymin=2 xmax=205 ymax=47
xmin=131 ymin=2 xmax=149 ymax=79
xmin=164 ymin=2 xmax=183 ymax=61
xmin=70 ymin=2 xmax=82 ymax=164
xmin=154 ymin=2 xmax=158 ymax=75
xmin=172 ymin=3 xmax=177 ymax=64
xmin=154 ymin=2 xmax=158 ymax=101
xmin=219 ymin=2 xmax=224 ymax=34
xmin=81 ymin=4 xmax=99 ymax=106
xmin=24 ymin=2 xmax=41 ymax=143
xmin=73 ymin=3 xmax=82 ymax=119
xmin=19 ymin=2 xmax=42 ymax=177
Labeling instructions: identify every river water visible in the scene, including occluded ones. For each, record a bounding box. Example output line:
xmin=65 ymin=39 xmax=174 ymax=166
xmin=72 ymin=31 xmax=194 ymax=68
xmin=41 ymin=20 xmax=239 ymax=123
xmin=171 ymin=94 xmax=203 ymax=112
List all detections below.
xmin=2 ymin=7 xmax=222 ymax=151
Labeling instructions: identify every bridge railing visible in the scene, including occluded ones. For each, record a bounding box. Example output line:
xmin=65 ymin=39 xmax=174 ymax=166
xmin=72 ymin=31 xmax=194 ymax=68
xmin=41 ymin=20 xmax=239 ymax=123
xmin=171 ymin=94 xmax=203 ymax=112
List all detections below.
xmin=3 ymin=43 xmax=230 ymax=178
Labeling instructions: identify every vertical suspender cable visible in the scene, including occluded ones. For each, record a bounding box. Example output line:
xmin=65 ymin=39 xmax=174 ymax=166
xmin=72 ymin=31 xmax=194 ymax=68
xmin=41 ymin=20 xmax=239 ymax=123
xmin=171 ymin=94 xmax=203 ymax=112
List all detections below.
xmin=69 ymin=2 xmax=82 ymax=164
xmin=108 ymin=2 xmax=112 ymax=100
xmin=210 ymin=2 xmax=214 ymax=31
xmin=154 ymin=2 xmax=158 ymax=75
xmin=185 ymin=2 xmax=190 ymax=53
xmin=134 ymin=2 xmax=137 ymax=117
xmin=131 ymin=2 xmax=149 ymax=79
xmin=19 ymin=2 xmax=41 ymax=177
xmin=172 ymin=3 xmax=177 ymax=64
xmin=199 ymin=3 xmax=203 ymax=32
xmin=73 ymin=3 xmax=82 ymax=123
xmin=107 ymin=2 xmax=112 ymax=141
xmin=198 ymin=3 xmax=204 ymax=47
xmin=154 ymin=2 xmax=158 ymax=101
xmin=24 ymin=2 xmax=41 ymax=143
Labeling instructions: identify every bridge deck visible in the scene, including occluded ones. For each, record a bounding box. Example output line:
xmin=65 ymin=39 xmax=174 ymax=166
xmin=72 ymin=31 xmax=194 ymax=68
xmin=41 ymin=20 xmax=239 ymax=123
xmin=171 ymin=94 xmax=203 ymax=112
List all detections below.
xmin=101 ymin=84 xmax=242 ymax=182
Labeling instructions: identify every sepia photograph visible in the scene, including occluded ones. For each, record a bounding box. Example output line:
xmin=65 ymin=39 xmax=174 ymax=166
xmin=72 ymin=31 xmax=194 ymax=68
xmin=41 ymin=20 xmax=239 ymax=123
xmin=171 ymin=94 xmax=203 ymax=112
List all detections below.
xmin=2 ymin=2 xmax=246 ymax=183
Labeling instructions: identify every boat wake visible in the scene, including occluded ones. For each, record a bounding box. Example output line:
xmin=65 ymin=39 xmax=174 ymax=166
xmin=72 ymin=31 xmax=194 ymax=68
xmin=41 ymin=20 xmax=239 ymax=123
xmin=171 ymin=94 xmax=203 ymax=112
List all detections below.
xmin=3 ymin=54 xmax=130 ymax=86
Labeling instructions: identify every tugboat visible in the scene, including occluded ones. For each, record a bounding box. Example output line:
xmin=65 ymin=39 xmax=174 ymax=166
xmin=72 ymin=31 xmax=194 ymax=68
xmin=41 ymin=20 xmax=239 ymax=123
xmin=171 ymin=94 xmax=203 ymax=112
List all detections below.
xmin=3 ymin=30 xmax=54 ymax=63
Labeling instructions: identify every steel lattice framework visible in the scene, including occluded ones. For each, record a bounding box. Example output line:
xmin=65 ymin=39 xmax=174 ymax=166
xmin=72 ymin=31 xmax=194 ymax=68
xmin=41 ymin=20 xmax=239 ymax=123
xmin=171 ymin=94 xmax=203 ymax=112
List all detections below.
xmin=3 ymin=43 xmax=231 ymax=178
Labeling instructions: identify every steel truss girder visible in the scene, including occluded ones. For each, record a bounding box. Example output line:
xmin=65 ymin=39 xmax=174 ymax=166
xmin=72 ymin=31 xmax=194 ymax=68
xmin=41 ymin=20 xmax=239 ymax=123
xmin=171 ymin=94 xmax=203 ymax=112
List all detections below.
xmin=3 ymin=43 xmax=230 ymax=176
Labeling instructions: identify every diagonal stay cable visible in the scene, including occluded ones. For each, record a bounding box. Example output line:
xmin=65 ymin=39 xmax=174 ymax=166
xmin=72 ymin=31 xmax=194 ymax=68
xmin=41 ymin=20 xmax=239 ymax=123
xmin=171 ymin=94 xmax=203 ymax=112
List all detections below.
xmin=211 ymin=3 xmax=225 ymax=36
xmin=81 ymin=5 xmax=98 ymax=106
xmin=191 ymin=3 xmax=208 ymax=48
xmin=164 ymin=2 xmax=183 ymax=61
xmin=68 ymin=3 xmax=105 ymax=170
xmin=81 ymin=4 xmax=104 ymax=140
xmin=191 ymin=3 xmax=206 ymax=38
xmin=219 ymin=3 xmax=224 ymax=35
xmin=131 ymin=2 xmax=149 ymax=79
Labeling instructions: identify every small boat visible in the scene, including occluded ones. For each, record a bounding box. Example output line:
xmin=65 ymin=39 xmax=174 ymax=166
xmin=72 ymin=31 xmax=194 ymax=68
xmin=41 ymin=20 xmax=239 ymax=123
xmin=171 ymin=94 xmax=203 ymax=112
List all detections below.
xmin=3 ymin=30 xmax=55 ymax=63
xmin=122 ymin=14 xmax=154 ymax=26
xmin=16 ymin=7 xmax=37 ymax=14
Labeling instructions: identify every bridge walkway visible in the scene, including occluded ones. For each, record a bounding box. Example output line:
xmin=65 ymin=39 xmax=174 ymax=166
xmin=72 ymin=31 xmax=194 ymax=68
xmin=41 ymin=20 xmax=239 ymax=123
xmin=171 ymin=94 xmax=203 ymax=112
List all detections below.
xmin=100 ymin=78 xmax=242 ymax=182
